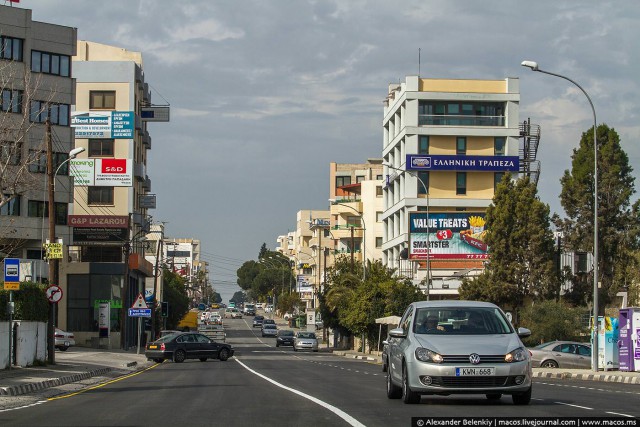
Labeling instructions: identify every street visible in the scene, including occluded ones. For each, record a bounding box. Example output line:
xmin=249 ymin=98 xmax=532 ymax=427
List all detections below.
xmin=1 ymin=318 xmax=638 ymax=426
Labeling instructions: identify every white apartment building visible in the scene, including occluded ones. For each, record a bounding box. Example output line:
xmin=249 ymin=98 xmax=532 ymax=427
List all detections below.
xmin=382 ymin=75 xmax=532 ymax=298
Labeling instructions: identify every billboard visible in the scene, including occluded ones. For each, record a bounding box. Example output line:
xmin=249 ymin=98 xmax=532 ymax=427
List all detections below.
xmin=71 ymin=111 xmax=134 ymax=139
xmin=297 ymin=275 xmax=312 ymax=292
xmin=70 ymin=158 xmax=133 ymax=186
xmin=406 ymin=154 xmax=519 ymax=172
xmin=408 ymin=212 xmax=489 ymax=260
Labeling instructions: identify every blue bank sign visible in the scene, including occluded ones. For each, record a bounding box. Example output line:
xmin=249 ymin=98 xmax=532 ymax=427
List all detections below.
xmin=71 ymin=111 xmax=134 ymax=139
xmin=406 ymin=154 xmax=519 ymax=172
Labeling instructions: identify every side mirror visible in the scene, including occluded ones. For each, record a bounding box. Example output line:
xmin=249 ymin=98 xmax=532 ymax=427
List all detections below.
xmin=382 ymin=340 xmax=389 ymax=346
xmin=517 ymin=327 xmax=531 ymax=338
xmin=389 ymin=327 xmax=406 ymax=338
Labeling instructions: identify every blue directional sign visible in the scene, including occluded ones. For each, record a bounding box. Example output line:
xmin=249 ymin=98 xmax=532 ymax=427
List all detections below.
xmin=128 ymin=308 xmax=152 ymax=317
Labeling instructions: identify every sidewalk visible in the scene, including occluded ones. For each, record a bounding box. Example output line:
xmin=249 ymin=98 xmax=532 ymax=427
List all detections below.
xmin=0 ymin=346 xmax=153 ymax=397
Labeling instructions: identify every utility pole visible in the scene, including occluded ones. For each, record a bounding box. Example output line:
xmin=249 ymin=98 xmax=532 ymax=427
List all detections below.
xmin=151 ymin=237 xmax=163 ymax=340
xmin=46 ymin=119 xmax=56 ymax=365
xmin=350 ymin=226 xmax=355 ymax=271
xmin=120 ymin=214 xmax=132 ymax=350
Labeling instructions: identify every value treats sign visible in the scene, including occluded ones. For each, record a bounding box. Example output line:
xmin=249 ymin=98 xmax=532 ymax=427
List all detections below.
xmin=71 ymin=111 xmax=134 ymax=139
xmin=70 ymin=158 xmax=133 ymax=186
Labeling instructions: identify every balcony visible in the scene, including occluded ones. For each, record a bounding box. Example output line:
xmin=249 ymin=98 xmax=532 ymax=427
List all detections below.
xmin=330 ymin=201 xmax=362 ymax=215
xmin=418 ymin=114 xmax=505 ymax=127
xmin=331 ymin=227 xmax=364 ymax=239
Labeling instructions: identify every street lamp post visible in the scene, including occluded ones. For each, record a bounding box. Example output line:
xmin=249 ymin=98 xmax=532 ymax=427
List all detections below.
xmin=46 ymin=129 xmax=85 ymax=364
xmin=383 ymin=163 xmax=431 ymax=296
xmin=521 ymin=60 xmax=599 ymax=372
xmin=328 ymin=199 xmax=367 ymax=281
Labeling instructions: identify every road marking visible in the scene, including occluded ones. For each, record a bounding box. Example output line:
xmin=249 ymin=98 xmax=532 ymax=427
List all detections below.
xmin=235 ymin=359 xmax=365 ymax=427
xmin=606 ymin=412 xmax=635 ymax=418
xmin=0 ymin=400 xmax=47 ymax=413
xmin=554 ymin=402 xmax=593 ymax=410
xmin=538 ymin=382 xmax=640 ymax=396
xmin=47 ymin=363 xmax=162 ymax=401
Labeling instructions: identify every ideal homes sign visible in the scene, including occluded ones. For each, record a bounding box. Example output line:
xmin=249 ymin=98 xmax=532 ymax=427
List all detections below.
xmin=71 ymin=111 xmax=134 ymax=139
xmin=406 ymin=154 xmax=519 ymax=172
xmin=70 ymin=158 xmax=133 ymax=186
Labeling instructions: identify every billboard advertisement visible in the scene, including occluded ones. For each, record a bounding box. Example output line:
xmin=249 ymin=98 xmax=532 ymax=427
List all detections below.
xmin=70 ymin=158 xmax=133 ymax=186
xmin=408 ymin=212 xmax=489 ymax=260
xmin=71 ymin=111 xmax=134 ymax=139
xmin=297 ymin=275 xmax=312 ymax=293
xmin=406 ymin=154 xmax=519 ymax=172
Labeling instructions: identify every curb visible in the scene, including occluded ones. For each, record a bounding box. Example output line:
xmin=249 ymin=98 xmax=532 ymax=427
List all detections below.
xmin=533 ymin=371 xmax=640 ymax=384
xmin=0 ymin=367 xmax=112 ymax=397
xmin=332 ymin=351 xmax=380 ymax=362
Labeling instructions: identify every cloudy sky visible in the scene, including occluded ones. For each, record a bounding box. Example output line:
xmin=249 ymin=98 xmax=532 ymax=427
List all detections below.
xmin=25 ymin=1 xmax=640 ymax=302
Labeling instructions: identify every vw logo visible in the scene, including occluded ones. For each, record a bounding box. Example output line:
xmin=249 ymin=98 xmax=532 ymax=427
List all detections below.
xmin=469 ymin=353 xmax=481 ymax=365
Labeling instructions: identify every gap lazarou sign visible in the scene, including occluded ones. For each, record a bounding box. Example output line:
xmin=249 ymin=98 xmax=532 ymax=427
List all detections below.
xmin=409 ymin=212 xmax=489 ymax=260
xmin=406 ymin=154 xmax=519 ymax=172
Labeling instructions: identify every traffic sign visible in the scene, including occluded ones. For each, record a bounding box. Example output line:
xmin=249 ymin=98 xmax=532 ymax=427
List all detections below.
xmin=128 ymin=308 xmax=151 ymax=317
xmin=131 ymin=292 xmax=148 ymax=309
xmin=4 ymin=258 xmax=20 ymax=290
xmin=46 ymin=285 xmax=63 ymax=303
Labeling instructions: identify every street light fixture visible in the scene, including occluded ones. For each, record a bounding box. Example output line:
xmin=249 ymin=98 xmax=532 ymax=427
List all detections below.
xmin=521 ymin=60 xmax=599 ymax=372
xmin=383 ymin=163 xmax=431 ymax=296
xmin=328 ymin=199 xmax=367 ymax=281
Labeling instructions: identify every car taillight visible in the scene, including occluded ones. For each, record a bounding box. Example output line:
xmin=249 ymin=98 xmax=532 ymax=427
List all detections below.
xmin=160 ymin=343 xmax=165 ymax=351
xmin=69 ymin=334 xmax=74 ymax=339
xmin=55 ymin=334 xmax=63 ymax=338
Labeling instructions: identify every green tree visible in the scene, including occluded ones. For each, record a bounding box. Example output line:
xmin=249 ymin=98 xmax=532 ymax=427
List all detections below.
xmin=230 ymin=290 xmax=246 ymax=304
xmin=162 ymin=269 xmax=189 ymax=329
xmin=459 ymin=175 xmax=559 ymax=317
xmin=0 ymin=282 xmax=48 ymax=321
xmin=518 ymin=300 xmax=589 ymax=345
xmin=555 ymin=124 xmax=638 ymax=313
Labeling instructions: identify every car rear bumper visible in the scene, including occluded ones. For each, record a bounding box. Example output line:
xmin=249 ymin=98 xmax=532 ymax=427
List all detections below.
xmin=145 ymin=349 xmax=172 ymax=360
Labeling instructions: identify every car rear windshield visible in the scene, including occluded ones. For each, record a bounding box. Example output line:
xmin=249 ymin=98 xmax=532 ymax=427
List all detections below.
xmin=297 ymin=332 xmax=316 ymax=339
xmin=413 ymin=307 xmax=513 ymax=335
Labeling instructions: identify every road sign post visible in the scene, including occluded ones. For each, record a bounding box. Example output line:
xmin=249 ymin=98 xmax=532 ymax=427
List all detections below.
xmin=4 ymin=258 xmax=20 ymax=370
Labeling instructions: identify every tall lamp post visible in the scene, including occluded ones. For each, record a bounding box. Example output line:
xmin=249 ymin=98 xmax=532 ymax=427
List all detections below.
xmin=383 ymin=163 xmax=431 ymax=296
xmin=521 ymin=60 xmax=599 ymax=372
xmin=46 ymin=139 xmax=85 ymax=365
xmin=328 ymin=199 xmax=367 ymax=281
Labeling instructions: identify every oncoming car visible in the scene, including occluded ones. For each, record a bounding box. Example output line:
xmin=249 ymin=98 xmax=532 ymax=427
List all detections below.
xmin=385 ymin=300 xmax=532 ymax=405
xmin=145 ymin=332 xmax=234 ymax=363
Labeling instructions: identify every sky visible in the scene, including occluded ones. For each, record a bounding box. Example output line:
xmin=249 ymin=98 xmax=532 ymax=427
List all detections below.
xmin=21 ymin=1 xmax=640 ymax=303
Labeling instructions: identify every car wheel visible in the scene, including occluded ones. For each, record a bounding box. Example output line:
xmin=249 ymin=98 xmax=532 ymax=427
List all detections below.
xmin=402 ymin=364 xmax=421 ymax=404
xmin=486 ymin=393 xmax=502 ymax=401
xmin=199 ymin=357 xmax=207 ymax=362
xmin=541 ymin=360 xmax=558 ymax=368
xmin=276 ymin=342 xmax=280 ymax=347
xmin=219 ymin=348 xmax=230 ymax=361
xmin=153 ymin=358 xmax=164 ymax=363
xmin=386 ymin=369 xmax=402 ymax=399
xmin=512 ymin=386 xmax=532 ymax=405
xmin=174 ymin=350 xmax=186 ymax=363
xmin=58 ymin=346 xmax=69 ymax=351
xmin=293 ymin=346 xmax=298 ymax=352
xmin=313 ymin=349 xmax=318 ymax=352
xmin=382 ymin=361 xmax=388 ymax=372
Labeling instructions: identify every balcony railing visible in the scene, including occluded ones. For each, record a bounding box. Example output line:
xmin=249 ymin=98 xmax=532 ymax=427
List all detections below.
xmin=418 ymin=114 xmax=505 ymax=127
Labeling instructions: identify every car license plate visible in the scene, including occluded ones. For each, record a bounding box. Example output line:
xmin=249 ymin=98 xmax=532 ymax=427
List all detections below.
xmin=64 ymin=341 xmax=70 ymax=346
xmin=455 ymin=367 xmax=495 ymax=376
xmin=149 ymin=345 xmax=158 ymax=349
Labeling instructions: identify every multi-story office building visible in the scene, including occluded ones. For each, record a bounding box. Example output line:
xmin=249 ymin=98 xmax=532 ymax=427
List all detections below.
xmin=60 ymin=41 xmax=164 ymax=349
xmin=328 ymin=160 xmax=384 ymax=271
xmin=0 ymin=6 xmax=76 ymax=281
xmin=382 ymin=75 xmax=535 ymax=298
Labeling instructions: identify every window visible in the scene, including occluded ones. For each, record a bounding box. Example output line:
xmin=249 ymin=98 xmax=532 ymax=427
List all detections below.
xmin=0 ymin=195 xmax=20 ymax=216
xmin=356 ymin=175 xmax=365 ymax=183
xmin=346 ymin=216 xmax=361 ymax=227
xmin=418 ymin=135 xmax=429 ymax=154
xmin=28 ymin=151 xmax=70 ymax=174
xmin=376 ymin=237 xmax=383 ymax=248
xmin=88 ymin=187 xmax=114 ymax=205
xmin=1 ymin=141 xmax=21 ymax=165
xmin=376 ymin=174 xmax=383 ymax=180
xmin=26 ymin=249 xmax=44 ymax=260
xmin=494 ymin=137 xmax=506 ymax=156
xmin=29 ymin=101 xmax=70 ymax=125
xmin=2 ymin=89 xmax=23 ymax=113
xmin=376 ymin=212 xmax=383 ymax=222
xmin=89 ymin=139 xmax=114 ymax=157
xmin=418 ymin=101 xmax=505 ymax=126
xmin=0 ymin=36 xmax=23 ymax=61
xmin=90 ymin=91 xmax=116 ymax=109
xmin=31 ymin=50 xmax=71 ymax=77
xmin=456 ymin=137 xmax=467 ymax=155
xmin=67 ymin=274 xmax=121 ymax=332
xmin=27 ymin=201 xmax=67 ymax=224
xmin=336 ymin=176 xmax=351 ymax=187
xmin=494 ymin=172 xmax=505 ymax=192
xmin=376 ymin=186 xmax=383 ymax=196
xmin=456 ymin=172 xmax=467 ymax=195
xmin=418 ymin=171 xmax=429 ymax=195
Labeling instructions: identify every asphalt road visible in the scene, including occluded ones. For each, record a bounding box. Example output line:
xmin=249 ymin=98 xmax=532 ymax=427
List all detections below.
xmin=1 ymin=317 xmax=638 ymax=426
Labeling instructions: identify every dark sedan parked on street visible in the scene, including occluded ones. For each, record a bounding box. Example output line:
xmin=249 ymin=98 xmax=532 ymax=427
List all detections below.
xmin=145 ymin=332 xmax=234 ymax=363
xmin=276 ymin=329 xmax=295 ymax=347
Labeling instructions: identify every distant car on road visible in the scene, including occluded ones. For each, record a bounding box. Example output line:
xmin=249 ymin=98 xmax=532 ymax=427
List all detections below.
xmin=276 ymin=330 xmax=295 ymax=347
xmin=294 ymin=331 xmax=318 ymax=352
xmin=145 ymin=332 xmax=234 ymax=363
xmin=528 ymin=341 xmax=592 ymax=369
xmin=262 ymin=318 xmax=276 ymax=326
xmin=252 ymin=315 xmax=264 ymax=327
xmin=261 ymin=324 xmax=278 ymax=337
xmin=55 ymin=328 xmax=75 ymax=351
xmin=225 ymin=308 xmax=242 ymax=319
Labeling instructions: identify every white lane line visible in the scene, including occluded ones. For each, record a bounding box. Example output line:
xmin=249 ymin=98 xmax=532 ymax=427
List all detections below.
xmin=234 ymin=359 xmax=365 ymax=427
xmin=555 ymin=402 xmax=593 ymax=410
xmin=0 ymin=400 xmax=47 ymax=413
xmin=606 ymin=412 xmax=635 ymax=418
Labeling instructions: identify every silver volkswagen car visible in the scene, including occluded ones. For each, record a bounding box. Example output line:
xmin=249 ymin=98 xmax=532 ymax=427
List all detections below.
xmin=386 ymin=300 xmax=532 ymax=405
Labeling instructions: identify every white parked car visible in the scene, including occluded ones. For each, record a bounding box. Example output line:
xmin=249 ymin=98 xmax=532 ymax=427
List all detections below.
xmin=55 ymin=328 xmax=75 ymax=351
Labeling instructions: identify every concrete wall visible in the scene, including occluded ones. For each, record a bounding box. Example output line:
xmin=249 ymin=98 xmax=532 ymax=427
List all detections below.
xmin=0 ymin=321 xmax=47 ymax=369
